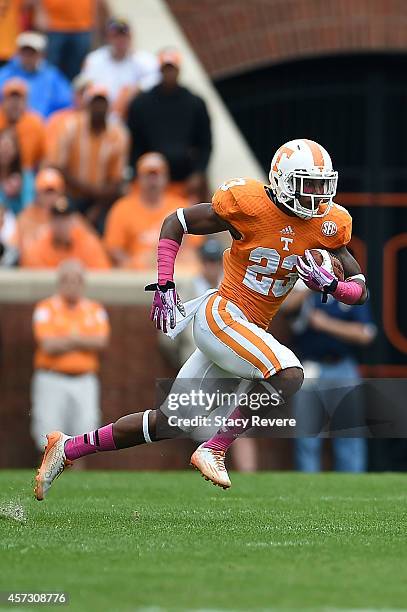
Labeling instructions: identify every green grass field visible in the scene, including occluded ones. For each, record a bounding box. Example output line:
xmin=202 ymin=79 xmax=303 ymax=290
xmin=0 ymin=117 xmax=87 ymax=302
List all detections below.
xmin=0 ymin=470 xmax=406 ymax=611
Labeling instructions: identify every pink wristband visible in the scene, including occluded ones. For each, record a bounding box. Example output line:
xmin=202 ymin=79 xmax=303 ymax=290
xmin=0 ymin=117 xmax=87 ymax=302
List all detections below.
xmin=332 ymin=280 xmax=363 ymax=305
xmin=157 ymin=238 xmax=180 ymax=285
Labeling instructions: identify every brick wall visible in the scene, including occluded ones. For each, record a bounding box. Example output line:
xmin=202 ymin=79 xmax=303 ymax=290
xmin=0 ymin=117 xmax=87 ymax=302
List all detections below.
xmin=0 ymin=302 xmax=293 ymax=471
xmin=166 ymin=0 xmax=407 ymax=78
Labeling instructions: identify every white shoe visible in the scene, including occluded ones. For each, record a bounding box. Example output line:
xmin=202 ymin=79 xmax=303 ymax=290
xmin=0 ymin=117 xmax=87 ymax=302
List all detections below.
xmin=34 ymin=432 xmax=72 ymax=501
xmin=190 ymin=443 xmax=231 ymax=489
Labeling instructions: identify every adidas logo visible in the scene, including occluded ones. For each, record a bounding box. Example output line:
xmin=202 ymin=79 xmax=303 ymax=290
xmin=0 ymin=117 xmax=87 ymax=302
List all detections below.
xmin=280 ymin=225 xmax=295 ymax=236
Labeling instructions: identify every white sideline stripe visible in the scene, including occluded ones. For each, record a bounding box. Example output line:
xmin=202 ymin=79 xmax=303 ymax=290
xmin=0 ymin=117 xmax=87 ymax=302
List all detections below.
xmin=211 ymin=296 xmax=275 ymax=374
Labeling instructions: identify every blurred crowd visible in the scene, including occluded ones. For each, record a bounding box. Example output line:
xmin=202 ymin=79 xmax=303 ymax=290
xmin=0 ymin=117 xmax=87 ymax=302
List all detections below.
xmin=0 ymin=0 xmax=212 ymax=272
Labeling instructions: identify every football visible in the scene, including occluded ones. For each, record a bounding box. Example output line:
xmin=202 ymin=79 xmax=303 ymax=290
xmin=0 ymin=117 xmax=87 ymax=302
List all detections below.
xmin=305 ymin=249 xmax=345 ymax=281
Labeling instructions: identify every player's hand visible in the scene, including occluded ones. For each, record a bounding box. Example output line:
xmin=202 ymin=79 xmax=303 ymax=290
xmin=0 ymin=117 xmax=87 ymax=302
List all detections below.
xmin=296 ymin=249 xmax=338 ymax=293
xmin=145 ymin=281 xmax=186 ymax=333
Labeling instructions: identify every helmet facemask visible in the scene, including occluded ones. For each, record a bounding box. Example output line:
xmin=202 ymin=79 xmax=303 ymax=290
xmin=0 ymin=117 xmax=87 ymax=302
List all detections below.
xmin=270 ymin=168 xmax=338 ymax=220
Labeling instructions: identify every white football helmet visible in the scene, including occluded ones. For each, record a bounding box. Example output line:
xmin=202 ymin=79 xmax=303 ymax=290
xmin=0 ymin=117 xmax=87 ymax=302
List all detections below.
xmin=269 ymin=138 xmax=338 ymax=219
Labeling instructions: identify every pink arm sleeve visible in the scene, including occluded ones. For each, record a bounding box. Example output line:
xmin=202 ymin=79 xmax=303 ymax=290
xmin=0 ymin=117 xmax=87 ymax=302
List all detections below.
xmin=157 ymin=238 xmax=180 ymax=285
xmin=331 ymin=280 xmax=363 ymax=305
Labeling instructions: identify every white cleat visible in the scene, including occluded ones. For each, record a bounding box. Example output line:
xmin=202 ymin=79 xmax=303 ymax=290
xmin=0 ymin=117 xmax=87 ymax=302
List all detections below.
xmin=34 ymin=431 xmax=72 ymax=501
xmin=190 ymin=443 xmax=231 ymax=489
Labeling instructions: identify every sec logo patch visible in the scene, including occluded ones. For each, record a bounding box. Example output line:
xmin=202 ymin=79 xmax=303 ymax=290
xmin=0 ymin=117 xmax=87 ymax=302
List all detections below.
xmin=321 ymin=220 xmax=337 ymax=236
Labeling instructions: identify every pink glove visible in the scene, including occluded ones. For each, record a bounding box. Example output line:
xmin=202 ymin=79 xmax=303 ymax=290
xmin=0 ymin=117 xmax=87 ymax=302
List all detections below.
xmin=145 ymin=281 xmax=186 ymax=333
xmin=296 ymin=249 xmax=338 ymax=294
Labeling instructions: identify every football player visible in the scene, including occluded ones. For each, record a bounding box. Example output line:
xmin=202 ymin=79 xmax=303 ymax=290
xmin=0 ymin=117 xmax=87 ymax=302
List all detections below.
xmin=35 ymin=138 xmax=368 ymax=499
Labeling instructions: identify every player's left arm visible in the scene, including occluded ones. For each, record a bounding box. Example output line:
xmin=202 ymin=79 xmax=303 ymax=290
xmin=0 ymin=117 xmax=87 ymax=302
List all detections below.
xmin=297 ymin=244 xmax=369 ymax=306
xmin=300 ymin=206 xmax=368 ymax=306
xmin=331 ymin=245 xmax=368 ymax=304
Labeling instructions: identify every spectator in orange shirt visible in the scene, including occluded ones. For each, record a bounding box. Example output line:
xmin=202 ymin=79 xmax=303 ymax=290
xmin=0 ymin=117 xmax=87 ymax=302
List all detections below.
xmin=104 ymin=152 xmax=200 ymax=271
xmin=45 ymin=72 xmax=92 ymax=159
xmin=46 ymin=85 xmax=129 ymax=233
xmin=31 ymin=259 xmax=110 ymax=451
xmin=15 ymin=167 xmax=92 ymax=259
xmin=0 ymin=77 xmax=46 ymax=170
xmin=14 ymin=167 xmax=65 ymax=258
xmin=37 ymin=0 xmax=109 ymax=80
xmin=21 ymin=196 xmax=111 ymax=269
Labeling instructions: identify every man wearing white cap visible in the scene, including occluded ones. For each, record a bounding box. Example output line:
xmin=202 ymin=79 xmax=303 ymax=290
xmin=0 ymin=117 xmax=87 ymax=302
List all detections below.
xmin=0 ymin=31 xmax=72 ymax=118
xmin=82 ymin=18 xmax=159 ymax=117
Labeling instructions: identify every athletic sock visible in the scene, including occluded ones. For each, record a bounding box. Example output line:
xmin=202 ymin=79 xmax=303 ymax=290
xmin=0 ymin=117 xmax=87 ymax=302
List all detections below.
xmin=202 ymin=407 xmax=251 ymax=453
xmin=64 ymin=424 xmax=116 ymax=460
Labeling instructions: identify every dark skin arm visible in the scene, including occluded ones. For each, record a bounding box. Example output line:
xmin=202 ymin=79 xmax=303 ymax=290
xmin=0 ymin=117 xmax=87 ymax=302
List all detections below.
xmin=159 ymin=203 xmax=240 ymax=242
xmin=332 ymin=246 xmax=368 ymax=305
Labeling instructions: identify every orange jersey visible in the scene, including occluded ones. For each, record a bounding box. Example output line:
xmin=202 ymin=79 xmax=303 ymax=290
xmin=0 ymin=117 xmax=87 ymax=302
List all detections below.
xmin=33 ymin=295 xmax=109 ymax=374
xmin=0 ymin=108 xmax=46 ymax=169
xmin=13 ymin=205 xmax=90 ymax=259
xmin=104 ymin=186 xmax=202 ymax=272
xmin=45 ymin=111 xmax=129 ymax=193
xmin=21 ymin=223 xmax=111 ymax=270
xmin=212 ymin=178 xmax=352 ymax=329
xmin=45 ymin=107 xmax=77 ymax=162
xmin=40 ymin=0 xmax=95 ymax=31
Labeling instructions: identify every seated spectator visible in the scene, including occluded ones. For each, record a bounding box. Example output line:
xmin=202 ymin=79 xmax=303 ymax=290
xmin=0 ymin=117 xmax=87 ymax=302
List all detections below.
xmin=45 ymin=73 xmax=92 ymax=162
xmin=37 ymin=0 xmax=109 ymax=81
xmin=13 ymin=167 xmax=70 ymax=258
xmin=0 ymin=128 xmax=34 ymax=214
xmin=46 ymin=85 xmax=128 ymax=232
xmin=31 ymin=259 xmax=110 ymax=452
xmin=14 ymin=167 xmax=96 ymax=262
xmin=0 ymin=78 xmax=46 ymax=170
xmin=104 ymin=152 xmax=201 ymax=271
xmin=82 ymin=18 xmax=159 ymax=118
xmin=0 ymin=204 xmax=18 ymax=266
xmin=21 ymin=196 xmax=110 ymax=269
xmin=0 ymin=31 xmax=72 ymax=118
xmin=127 ymin=48 xmax=212 ymax=203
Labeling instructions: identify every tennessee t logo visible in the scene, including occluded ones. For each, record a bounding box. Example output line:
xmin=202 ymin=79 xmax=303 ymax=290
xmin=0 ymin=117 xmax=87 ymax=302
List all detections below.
xmin=280 ymin=236 xmax=293 ymax=251
xmin=273 ymin=146 xmax=294 ymax=173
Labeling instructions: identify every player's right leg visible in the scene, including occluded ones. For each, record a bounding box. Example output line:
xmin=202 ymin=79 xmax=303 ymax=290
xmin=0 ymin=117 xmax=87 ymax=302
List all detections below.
xmin=189 ymin=293 xmax=304 ymax=487
xmin=34 ymin=348 xmax=224 ymax=500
